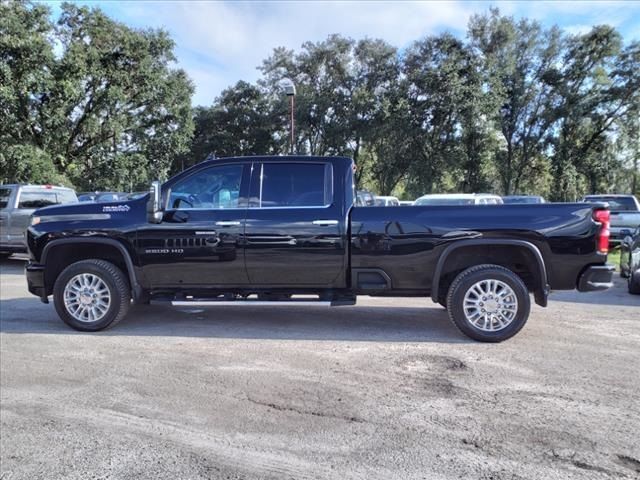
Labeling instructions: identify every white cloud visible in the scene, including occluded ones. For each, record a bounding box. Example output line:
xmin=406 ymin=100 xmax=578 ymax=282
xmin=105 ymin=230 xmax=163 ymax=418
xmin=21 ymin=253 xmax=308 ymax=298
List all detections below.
xmin=93 ymin=0 xmax=640 ymax=106
xmin=102 ymin=1 xmax=484 ymax=105
xmin=564 ymin=24 xmax=594 ymax=36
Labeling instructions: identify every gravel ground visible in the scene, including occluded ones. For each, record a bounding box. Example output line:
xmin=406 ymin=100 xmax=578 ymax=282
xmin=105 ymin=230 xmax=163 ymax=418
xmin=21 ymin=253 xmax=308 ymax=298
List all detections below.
xmin=1 ymin=255 xmax=639 ymax=480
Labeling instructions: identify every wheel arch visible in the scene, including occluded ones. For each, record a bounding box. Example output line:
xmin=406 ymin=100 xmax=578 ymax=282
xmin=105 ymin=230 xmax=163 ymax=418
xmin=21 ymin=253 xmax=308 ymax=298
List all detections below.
xmin=42 ymin=238 xmax=142 ymax=299
xmin=431 ymin=239 xmax=549 ymax=307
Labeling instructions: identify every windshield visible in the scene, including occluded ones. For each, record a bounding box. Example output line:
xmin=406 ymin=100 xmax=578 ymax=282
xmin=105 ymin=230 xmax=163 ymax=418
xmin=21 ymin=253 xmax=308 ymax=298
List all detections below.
xmin=583 ymin=196 xmax=638 ymax=211
xmin=415 ymin=197 xmax=474 ymax=206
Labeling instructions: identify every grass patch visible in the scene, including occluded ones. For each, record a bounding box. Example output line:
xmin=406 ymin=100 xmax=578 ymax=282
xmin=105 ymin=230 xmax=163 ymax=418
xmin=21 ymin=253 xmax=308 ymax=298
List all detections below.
xmin=608 ymin=248 xmax=621 ymax=272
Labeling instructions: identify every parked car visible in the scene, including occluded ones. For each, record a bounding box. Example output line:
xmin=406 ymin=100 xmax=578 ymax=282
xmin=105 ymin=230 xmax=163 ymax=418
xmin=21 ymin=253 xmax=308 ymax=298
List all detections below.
xmin=356 ymin=190 xmax=376 ymax=206
xmin=127 ymin=191 xmax=148 ymax=200
xmin=502 ymin=195 xmax=546 ymax=204
xmin=26 ymin=156 xmax=613 ymax=342
xmin=582 ymin=195 xmax=640 ymax=245
xmin=375 ymin=196 xmax=400 ymax=206
xmin=415 ymin=193 xmax=504 ymax=206
xmin=77 ymin=192 xmax=98 ymax=202
xmin=78 ymin=192 xmax=130 ymax=203
xmin=620 ymin=225 xmax=640 ymax=294
xmin=0 ymin=184 xmax=77 ymax=257
xmin=399 ymin=200 xmax=414 ymax=206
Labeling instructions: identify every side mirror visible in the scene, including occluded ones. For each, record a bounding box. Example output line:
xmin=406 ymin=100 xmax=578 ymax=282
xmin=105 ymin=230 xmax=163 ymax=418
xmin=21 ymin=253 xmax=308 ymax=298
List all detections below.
xmin=147 ymin=180 xmax=163 ymax=223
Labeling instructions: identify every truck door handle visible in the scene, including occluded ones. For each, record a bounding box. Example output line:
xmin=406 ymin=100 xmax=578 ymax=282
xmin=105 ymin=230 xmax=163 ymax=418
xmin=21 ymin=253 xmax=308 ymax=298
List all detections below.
xmin=312 ymin=220 xmax=338 ymax=226
xmin=246 ymin=236 xmax=297 ymax=245
xmin=215 ymin=221 xmax=241 ymax=226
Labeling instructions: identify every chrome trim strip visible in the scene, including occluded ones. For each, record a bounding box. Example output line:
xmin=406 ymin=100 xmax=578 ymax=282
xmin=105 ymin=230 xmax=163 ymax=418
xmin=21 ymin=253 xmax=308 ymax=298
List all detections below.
xmin=39 ymin=214 xmax=112 ymax=223
xmin=172 ymin=300 xmax=332 ymax=307
xmin=259 ymin=163 xmax=264 ymax=208
xmin=312 ymin=220 xmax=339 ymax=226
xmin=164 ymin=205 xmax=334 ymax=212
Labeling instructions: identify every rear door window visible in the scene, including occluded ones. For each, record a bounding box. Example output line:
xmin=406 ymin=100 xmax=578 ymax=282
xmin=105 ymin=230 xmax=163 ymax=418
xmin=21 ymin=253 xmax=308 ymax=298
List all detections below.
xmin=255 ymin=163 xmax=333 ymax=208
xmin=0 ymin=187 xmax=13 ymax=209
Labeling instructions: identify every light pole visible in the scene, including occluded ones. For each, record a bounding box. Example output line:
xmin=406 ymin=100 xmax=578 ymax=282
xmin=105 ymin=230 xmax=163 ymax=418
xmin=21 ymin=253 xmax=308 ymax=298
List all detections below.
xmin=282 ymin=79 xmax=296 ymax=154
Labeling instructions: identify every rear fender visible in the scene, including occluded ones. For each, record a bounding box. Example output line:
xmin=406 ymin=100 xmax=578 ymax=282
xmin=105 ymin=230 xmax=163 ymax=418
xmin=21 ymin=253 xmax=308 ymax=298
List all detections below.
xmin=431 ymin=239 xmax=549 ymax=307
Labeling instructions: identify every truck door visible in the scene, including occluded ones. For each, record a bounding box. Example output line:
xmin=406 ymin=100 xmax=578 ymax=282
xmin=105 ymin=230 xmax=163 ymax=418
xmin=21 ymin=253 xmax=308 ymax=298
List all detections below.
xmin=137 ymin=162 xmax=250 ymax=287
xmin=244 ymin=161 xmax=347 ymax=287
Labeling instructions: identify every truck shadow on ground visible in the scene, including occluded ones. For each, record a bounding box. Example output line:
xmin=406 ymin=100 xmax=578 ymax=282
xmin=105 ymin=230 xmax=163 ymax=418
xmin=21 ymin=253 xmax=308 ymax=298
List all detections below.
xmin=0 ymin=298 xmax=471 ymax=343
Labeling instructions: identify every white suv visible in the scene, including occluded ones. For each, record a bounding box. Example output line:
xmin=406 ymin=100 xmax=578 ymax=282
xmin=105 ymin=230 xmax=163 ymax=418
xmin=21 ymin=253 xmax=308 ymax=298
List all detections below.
xmin=414 ymin=193 xmax=504 ymax=206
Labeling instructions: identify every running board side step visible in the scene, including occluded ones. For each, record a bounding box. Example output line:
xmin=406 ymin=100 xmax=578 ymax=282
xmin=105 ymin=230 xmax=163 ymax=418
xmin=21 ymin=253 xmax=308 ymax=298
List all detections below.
xmin=171 ymin=299 xmax=355 ymax=307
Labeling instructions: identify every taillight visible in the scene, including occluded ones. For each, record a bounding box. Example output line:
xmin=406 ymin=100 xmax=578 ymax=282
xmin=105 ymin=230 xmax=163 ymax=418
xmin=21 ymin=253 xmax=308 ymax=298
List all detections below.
xmin=593 ymin=209 xmax=610 ymax=254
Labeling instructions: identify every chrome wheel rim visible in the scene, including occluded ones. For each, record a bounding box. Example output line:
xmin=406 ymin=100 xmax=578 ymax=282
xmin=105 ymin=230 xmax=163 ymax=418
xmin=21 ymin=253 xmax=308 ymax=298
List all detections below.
xmin=463 ymin=279 xmax=518 ymax=332
xmin=63 ymin=273 xmax=111 ymax=323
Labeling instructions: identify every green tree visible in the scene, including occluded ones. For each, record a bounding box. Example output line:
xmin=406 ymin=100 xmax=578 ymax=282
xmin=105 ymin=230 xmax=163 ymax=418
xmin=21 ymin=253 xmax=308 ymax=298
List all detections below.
xmin=0 ymin=0 xmax=60 ymax=183
xmin=46 ymin=3 xmax=194 ymax=190
xmin=549 ymin=28 xmax=639 ymax=200
xmin=469 ymin=10 xmax=562 ymax=196
xmin=403 ymin=33 xmax=474 ymax=196
xmin=259 ymin=34 xmax=401 ymax=183
xmin=0 ymin=1 xmax=194 ymax=190
xmin=184 ymin=81 xmax=280 ymax=172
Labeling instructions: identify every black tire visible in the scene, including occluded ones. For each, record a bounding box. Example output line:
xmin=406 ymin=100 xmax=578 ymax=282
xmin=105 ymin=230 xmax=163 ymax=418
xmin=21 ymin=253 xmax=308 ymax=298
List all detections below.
xmin=53 ymin=259 xmax=131 ymax=331
xmin=446 ymin=264 xmax=531 ymax=342
xmin=629 ymin=270 xmax=640 ymax=295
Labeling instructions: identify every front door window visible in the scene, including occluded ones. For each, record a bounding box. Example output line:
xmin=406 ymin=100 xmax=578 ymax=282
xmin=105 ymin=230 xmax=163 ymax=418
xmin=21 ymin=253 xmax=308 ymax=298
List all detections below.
xmin=168 ymin=164 xmax=244 ymax=210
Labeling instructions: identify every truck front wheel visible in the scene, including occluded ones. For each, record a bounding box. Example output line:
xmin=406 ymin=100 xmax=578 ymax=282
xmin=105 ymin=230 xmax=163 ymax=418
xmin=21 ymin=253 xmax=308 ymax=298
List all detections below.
xmin=446 ymin=264 xmax=530 ymax=342
xmin=629 ymin=270 xmax=640 ymax=295
xmin=53 ymin=259 xmax=131 ymax=331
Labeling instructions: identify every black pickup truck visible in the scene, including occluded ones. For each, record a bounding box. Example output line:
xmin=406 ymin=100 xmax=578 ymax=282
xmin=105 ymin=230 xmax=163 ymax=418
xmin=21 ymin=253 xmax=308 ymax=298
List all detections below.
xmin=25 ymin=156 xmax=614 ymax=342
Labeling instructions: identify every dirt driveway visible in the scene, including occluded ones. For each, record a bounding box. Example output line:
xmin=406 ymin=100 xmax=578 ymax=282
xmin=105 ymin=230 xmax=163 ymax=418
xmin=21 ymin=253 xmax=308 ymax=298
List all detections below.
xmin=1 ymin=256 xmax=639 ymax=479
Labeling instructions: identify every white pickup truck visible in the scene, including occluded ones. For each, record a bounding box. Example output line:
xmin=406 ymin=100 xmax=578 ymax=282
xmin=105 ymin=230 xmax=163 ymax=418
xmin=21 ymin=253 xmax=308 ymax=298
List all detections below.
xmin=583 ymin=195 xmax=640 ymax=245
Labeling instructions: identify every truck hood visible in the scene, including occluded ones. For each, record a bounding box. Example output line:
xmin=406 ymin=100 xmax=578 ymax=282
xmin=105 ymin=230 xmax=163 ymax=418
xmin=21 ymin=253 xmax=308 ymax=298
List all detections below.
xmin=33 ymin=196 xmax=148 ymax=221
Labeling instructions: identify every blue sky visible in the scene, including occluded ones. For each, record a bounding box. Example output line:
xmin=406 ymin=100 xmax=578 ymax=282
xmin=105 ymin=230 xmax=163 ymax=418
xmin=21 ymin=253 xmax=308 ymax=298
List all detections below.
xmin=44 ymin=1 xmax=640 ymax=106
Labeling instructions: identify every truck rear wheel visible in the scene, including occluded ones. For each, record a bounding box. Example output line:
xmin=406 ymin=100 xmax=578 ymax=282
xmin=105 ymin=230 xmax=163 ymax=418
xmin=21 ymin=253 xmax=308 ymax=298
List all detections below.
xmin=446 ymin=264 xmax=530 ymax=342
xmin=53 ymin=259 xmax=131 ymax=331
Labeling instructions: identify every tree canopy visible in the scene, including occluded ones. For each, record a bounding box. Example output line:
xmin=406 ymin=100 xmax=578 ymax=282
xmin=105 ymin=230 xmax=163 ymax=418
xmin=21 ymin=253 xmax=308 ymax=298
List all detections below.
xmin=1 ymin=1 xmax=193 ymax=190
xmin=2 ymin=2 xmax=638 ymax=200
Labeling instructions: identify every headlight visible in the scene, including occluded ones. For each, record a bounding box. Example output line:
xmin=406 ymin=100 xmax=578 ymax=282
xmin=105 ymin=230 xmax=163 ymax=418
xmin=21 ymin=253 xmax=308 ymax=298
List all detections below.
xmin=30 ymin=216 xmax=41 ymax=226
